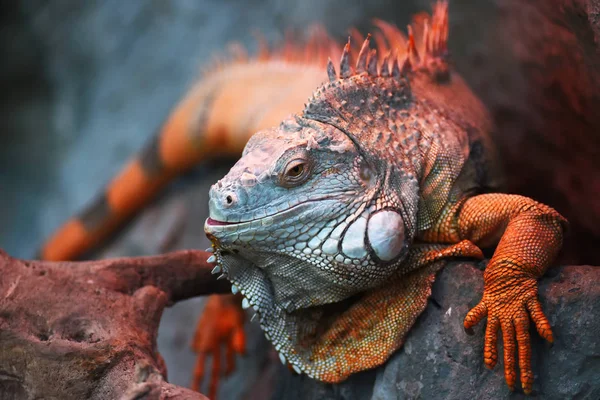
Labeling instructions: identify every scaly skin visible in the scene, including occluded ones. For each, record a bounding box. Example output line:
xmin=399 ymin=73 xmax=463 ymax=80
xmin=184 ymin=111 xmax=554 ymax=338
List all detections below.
xmin=458 ymin=195 xmax=564 ymax=392
xmin=421 ymin=192 xmax=566 ymax=393
xmin=40 ymin=2 xmax=566 ymax=396
xmin=205 ymin=2 xmax=566 ymax=395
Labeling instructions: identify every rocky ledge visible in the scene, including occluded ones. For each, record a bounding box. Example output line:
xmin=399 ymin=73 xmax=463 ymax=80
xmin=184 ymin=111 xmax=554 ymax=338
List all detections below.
xmin=273 ymin=262 xmax=600 ymax=400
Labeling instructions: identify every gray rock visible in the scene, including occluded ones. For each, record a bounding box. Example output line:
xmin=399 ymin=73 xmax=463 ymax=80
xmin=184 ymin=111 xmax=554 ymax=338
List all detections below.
xmin=272 ymin=263 xmax=600 ymax=400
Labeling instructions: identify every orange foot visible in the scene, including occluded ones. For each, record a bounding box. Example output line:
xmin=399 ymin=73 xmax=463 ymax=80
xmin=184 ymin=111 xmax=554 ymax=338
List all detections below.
xmin=464 ymin=274 xmax=553 ymax=394
xmin=191 ymin=293 xmax=246 ymax=400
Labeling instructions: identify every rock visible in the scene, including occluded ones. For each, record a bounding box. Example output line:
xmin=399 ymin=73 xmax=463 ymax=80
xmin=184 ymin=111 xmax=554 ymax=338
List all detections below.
xmin=0 ymin=250 xmax=229 ymax=400
xmin=272 ymin=263 xmax=600 ymax=400
xmin=1 ymin=248 xmax=596 ymax=399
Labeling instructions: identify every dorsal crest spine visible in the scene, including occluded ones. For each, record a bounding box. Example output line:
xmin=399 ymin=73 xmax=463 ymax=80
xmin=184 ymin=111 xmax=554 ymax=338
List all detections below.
xmin=326 ymin=1 xmax=449 ymax=82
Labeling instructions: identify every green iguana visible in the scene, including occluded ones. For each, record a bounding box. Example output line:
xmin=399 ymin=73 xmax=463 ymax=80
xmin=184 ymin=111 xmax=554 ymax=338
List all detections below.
xmin=39 ymin=2 xmax=566 ymax=396
xmin=204 ymin=1 xmax=566 ymax=395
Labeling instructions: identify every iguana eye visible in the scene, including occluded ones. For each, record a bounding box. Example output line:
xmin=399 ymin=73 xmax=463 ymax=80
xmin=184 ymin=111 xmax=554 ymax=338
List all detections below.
xmin=280 ymin=158 xmax=312 ymax=187
xmin=288 ymin=164 xmax=304 ymax=177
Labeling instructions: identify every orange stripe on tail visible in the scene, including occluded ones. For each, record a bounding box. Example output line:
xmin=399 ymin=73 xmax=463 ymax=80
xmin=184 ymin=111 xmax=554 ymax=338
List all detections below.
xmin=39 ymin=47 xmax=332 ymax=262
xmin=39 ymin=84 xmax=219 ymax=261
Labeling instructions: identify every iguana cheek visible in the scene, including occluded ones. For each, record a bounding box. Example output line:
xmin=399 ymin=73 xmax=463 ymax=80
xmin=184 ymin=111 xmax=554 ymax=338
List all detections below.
xmin=367 ymin=210 xmax=405 ymax=261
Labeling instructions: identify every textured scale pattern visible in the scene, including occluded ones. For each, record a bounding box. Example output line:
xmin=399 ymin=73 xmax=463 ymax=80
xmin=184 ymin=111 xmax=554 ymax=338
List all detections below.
xmin=205 ymin=1 xmax=566 ymax=394
xmin=39 ymin=1 xmax=567 ymax=396
xmin=458 ymin=194 xmax=565 ymax=393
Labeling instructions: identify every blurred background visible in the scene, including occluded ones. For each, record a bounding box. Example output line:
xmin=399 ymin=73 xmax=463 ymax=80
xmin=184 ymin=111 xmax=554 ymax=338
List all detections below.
xmin=1 ymin=0 xmax=599 ymax=398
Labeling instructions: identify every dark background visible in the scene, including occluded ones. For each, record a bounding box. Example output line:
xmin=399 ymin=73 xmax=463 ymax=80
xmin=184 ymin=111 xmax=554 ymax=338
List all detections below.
xmin=1 ymin=0 xmax=599 ymax=398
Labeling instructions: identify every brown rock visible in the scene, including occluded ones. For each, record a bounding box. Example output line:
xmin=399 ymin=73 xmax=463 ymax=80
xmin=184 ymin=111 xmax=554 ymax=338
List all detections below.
xmin=0 ymin=249 xmax=229 ymax=400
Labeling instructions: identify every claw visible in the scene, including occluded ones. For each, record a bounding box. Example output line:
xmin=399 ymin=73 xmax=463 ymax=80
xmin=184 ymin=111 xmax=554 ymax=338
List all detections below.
xmin=211 ymin=265 xmax=222 ymax=274
xmin=231 ymin=284 xmax=239 ymax=294
xmin=207 ymin=255 xmax=216 ymax=263
xmin=217 ymin=274 xmax=227 ymax=280
xmin=206 ymin=247 xmax=214 ymax=253
xmin=279 ymin=352 xmax=286 ymax=365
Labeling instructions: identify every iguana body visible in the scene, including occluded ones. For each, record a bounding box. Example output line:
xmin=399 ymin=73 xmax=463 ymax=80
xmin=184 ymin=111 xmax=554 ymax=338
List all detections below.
xmin=40 ymin=2 xmax=566 ymax=397
xmin=205 ymin=2 xmax=565 ymax=395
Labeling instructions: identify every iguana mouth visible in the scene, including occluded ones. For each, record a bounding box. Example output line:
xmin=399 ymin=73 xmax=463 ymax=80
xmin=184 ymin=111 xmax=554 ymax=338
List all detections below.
xmin=205 ymin=218 xmax=237 ymax=226
xmin=205 ymin=199 xmax=329 ymax=232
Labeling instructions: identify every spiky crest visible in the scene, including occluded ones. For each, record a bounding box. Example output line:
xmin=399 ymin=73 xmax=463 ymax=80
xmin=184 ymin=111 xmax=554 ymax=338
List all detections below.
xmin=367 ymin=49 xmax=378 ymax=76
xmin=356 ymin=33 xmax=371 ymax=73
xmin=201 ymin=1 xmax=448 ymax=84
xmin=326 ymin=1 xmax=449 ymax=82
xmin=201 ymin=24 xmax=341 ymax=77
xmin=302 ymin=1 xmax=450 ymax=181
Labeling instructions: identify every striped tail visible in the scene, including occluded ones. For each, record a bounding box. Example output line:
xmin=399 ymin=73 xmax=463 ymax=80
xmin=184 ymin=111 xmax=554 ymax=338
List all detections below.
xmin=39 ymin=36 xmax=336 ymax=261
xmin=39 ymin=80 xmax=226 ymax=261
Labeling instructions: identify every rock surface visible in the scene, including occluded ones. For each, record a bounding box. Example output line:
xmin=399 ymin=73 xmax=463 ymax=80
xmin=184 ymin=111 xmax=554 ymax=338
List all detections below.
xmin=0 ymin=250 xmax=231 ymax=400
xmin=2 ymin=250 xmax=596 ymax=400
xmin=273 ymin=263 xmax=600 ymax=400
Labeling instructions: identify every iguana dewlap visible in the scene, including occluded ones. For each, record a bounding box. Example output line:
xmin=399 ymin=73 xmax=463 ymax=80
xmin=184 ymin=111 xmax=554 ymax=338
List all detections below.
xmin=205 ymin=2 xmax=566 ymax=394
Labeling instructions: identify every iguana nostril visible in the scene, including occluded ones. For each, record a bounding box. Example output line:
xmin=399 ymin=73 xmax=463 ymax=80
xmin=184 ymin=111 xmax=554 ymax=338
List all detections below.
xmin=223 ymin=192 xmax=237 ymax=207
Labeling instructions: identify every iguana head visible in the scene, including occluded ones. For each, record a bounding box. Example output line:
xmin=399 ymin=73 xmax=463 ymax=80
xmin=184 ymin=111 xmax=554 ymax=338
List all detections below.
xmin=205 ymin=2 xmax=460 ymax=381
xmin=206 ymin=116 xmax=405 ymax=308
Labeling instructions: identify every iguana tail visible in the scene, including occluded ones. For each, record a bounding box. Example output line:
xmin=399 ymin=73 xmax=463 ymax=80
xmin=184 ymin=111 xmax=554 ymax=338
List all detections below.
xmin=39 ymin=34 xmax=337 ymax=261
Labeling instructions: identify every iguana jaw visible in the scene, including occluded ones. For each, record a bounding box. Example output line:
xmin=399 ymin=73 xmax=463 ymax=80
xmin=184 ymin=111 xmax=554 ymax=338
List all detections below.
xmin=205 ymin=195 xmax=379 ymax=307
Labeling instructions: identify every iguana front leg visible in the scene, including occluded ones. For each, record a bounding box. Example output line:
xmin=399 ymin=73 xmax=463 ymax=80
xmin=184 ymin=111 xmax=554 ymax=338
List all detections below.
xmin=191 ymin=294 xmax=245 ymax=400
xmin=429 ymin=193 xmax=566 ymax=394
